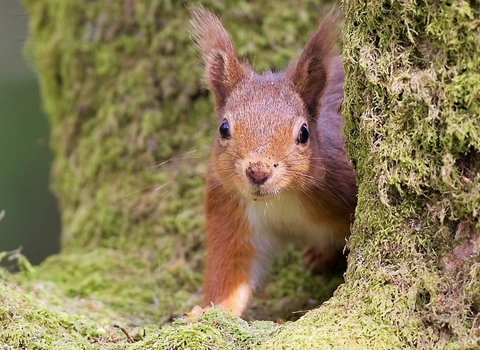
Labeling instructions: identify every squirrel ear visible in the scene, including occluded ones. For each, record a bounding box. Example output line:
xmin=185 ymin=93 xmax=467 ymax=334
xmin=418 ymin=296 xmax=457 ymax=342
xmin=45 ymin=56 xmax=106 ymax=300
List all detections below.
xmin=190 ymin=7 xmax=247 ymax=111
xmin=288 ymin=12 xmax=340 ymax=119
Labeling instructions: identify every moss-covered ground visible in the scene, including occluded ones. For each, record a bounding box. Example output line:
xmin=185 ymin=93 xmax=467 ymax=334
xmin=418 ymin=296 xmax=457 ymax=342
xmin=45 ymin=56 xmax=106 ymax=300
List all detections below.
xmin=2 ymin=0 xmax=479 ymax=348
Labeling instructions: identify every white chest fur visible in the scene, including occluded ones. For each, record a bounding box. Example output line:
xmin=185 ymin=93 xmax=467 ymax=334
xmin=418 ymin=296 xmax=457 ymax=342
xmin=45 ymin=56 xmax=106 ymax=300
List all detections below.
xmin=243 ymin=192 xmax=343 ymax=288
xmin=244 ymin=192 xmax=339 ymax=250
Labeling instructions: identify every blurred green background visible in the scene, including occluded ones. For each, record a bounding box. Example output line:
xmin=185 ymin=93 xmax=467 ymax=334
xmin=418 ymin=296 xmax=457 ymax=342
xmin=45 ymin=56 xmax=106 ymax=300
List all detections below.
xmin=0 ymin=0 xmax=60 ymax=265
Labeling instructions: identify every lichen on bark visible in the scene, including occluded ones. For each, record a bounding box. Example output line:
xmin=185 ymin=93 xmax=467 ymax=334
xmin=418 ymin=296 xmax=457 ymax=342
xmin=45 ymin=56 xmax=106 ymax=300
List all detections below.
xmin=2 ymin=0 xmax=479 ymax=348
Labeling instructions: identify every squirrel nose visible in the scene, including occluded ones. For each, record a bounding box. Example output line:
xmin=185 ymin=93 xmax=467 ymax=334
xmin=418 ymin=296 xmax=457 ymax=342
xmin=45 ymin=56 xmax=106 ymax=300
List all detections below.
xmin=246 ymin=163 xmax=272 ymax=185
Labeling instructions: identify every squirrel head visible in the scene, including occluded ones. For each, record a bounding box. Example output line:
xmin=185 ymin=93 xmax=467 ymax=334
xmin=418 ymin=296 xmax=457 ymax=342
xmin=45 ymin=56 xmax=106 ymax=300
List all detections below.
xmin=191 ymin=7 xmax=340 ymax=200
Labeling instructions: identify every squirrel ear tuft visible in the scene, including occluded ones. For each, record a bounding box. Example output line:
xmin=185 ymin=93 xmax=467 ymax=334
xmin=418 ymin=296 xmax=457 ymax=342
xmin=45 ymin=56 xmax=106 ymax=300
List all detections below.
xmin=288 ymin=11 xmax=341 ymax=119
xmin=190 ymin=7 xmax=248 ymax=111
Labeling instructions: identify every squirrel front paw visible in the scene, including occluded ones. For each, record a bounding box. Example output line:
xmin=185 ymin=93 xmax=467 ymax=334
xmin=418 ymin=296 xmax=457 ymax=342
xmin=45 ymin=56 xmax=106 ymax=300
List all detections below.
xmin=184 ymin=305 xmax=208 ymax=318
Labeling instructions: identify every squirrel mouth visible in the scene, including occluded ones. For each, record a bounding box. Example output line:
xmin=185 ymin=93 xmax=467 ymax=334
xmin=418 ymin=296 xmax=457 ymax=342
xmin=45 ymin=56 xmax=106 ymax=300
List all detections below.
xmin=252 ymin=191 xmax=266 ymax=198
xmin=250 ymin=187 xmax=276 ymax=200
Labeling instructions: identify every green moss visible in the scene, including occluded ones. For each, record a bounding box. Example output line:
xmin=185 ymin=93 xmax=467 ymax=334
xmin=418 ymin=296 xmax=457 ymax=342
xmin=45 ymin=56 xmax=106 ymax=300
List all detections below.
xmin=0 ymin=271 xmax=109 ymax=349
xmin=135 ymin=308 xmax=279 ymax=349
xmin=1 ymin=253 xmax=280 ymax=349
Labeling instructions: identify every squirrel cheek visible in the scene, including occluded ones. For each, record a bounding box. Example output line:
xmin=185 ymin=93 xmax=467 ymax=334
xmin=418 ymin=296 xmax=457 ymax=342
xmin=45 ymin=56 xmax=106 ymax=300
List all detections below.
xmin=211 ymin=151 xmax=238 ymax=183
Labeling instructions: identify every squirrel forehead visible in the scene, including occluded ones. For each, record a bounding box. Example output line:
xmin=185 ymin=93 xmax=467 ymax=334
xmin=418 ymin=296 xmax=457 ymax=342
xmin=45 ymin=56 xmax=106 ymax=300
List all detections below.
xmin=223 ymin=73 xmax=306 ymax=125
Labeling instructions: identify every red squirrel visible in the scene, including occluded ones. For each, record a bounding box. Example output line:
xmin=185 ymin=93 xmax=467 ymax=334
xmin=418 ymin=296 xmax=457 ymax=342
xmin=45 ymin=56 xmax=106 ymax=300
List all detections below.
xmin=190 ymin=8 xmax=357 ymax=317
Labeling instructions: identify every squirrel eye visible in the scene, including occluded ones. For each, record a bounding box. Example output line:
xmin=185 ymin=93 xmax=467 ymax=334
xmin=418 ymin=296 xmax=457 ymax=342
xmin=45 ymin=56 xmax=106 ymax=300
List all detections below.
xmin=219 ymin=119 xmax=230 ymax=139
xmin=297 ymin=123 xmax=309 ymax=144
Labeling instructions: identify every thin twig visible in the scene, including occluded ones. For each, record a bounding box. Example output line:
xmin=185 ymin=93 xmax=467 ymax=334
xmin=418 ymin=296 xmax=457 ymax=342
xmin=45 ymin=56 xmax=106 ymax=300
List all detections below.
xmin=113 ymin=324 xmax=135 ymax=343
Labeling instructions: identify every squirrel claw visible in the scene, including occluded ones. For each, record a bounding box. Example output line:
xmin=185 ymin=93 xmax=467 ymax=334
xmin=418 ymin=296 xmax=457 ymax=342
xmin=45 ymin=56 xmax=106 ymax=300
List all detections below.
xmin=184 ymin=305 xmax=207 ymax=318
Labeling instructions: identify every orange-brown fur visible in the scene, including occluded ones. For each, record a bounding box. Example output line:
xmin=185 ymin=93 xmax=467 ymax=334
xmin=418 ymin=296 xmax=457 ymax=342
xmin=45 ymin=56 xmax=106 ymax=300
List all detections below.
xmin=190 ymin=7 xmax=357 ymax=317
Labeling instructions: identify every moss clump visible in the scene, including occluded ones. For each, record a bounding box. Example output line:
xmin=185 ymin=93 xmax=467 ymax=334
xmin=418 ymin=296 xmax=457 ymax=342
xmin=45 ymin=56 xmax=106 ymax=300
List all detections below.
xmin=1 ymin=252 xmax=279 ymax=349
xmin=29 ymin=248 xmax=202 ymax=325
xmin=0 ymin=260 xmax=116 ymax=349
xmin=134 ymin=308 xmax=279 ymax=349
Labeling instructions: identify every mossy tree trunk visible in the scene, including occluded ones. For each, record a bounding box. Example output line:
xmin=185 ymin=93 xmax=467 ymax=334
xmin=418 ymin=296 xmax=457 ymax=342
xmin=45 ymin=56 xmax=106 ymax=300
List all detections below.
xmin=14 ymin=0 xmax=480 ymax=348
xmin=344 ymin=0 xmax=480 ymax=347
